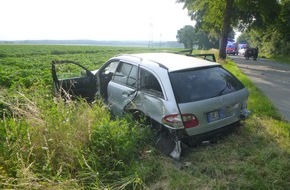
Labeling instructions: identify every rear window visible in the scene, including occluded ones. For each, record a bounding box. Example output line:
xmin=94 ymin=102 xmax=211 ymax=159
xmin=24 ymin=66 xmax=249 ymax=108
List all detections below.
xmin=169 ymin=66 xmax=245 ymax=103
xmin=140 ymin=68 xmax=164 ymax=98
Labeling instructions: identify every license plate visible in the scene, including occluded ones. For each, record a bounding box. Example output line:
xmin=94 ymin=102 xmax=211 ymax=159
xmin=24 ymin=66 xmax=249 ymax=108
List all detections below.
xmin=207 ymin=110 xmax=220 ymax=123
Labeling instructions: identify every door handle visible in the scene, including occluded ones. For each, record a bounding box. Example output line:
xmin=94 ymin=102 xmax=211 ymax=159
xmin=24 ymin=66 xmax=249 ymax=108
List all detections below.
xmin=122 ymin=91 xmax=135 ymax=97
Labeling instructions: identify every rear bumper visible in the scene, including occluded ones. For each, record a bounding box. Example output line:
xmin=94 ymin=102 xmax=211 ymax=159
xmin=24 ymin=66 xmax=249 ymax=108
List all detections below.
xmin=177 ymin=121 xmax=241 ymax=146
xmin=226 ymin=50 xmax=237 ymax=54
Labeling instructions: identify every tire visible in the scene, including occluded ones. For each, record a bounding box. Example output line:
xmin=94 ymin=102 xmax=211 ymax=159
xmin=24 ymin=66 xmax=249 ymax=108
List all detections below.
xmin=125 ymin=110 xmax=149 ymax=127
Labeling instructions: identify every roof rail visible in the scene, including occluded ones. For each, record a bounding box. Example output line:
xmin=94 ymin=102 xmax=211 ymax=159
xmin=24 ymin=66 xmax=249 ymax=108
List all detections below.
xmin=115 ymin=54 xmax=143 ymax=62
xmin=115 ymin=54 xmax=168 ymax=69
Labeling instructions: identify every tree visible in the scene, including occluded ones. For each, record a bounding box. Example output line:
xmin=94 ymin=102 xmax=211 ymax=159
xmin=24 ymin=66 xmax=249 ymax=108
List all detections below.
xmin=219 ymin=0 xmax=234 ymax=59
xmin=237 ymin=0 xmax=290 ymax=56
xmin=177 ymin=0 xmax=281 ymax=59
xmin=177 ymin=0 xmax=233 ymax=59
xmin=176 ymin=25 xmax=196 ymax=48
xmin=236 ymin=33 xmax=249 ymax=45
xmin=176 ymin=25 xmax=219 ymax=49
xmin=195 ymin=29 xmax=219 ymax=49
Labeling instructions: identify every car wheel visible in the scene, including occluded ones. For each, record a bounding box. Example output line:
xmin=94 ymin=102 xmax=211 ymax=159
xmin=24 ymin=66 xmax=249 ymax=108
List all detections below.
xmin=125 ymin=110 xmax=150 ymax=127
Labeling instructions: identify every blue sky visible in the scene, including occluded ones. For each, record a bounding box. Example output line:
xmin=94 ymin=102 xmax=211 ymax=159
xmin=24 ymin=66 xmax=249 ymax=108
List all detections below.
xmin=0 ymin=0 xmax=194 ymax=41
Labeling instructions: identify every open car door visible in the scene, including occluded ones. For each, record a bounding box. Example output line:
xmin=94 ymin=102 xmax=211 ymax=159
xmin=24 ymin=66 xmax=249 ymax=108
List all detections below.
xmin=51 ymin=60 xmax=97 ymax=101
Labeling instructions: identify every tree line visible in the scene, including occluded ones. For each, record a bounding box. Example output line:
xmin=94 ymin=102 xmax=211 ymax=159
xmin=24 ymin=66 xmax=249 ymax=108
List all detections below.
xmin=176 ymin=0 xmax=290 ymax=59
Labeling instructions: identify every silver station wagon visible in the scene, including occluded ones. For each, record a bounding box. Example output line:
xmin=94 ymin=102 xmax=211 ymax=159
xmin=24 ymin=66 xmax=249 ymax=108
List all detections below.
xmin=52 ymin=52 xmax=250 ymax=160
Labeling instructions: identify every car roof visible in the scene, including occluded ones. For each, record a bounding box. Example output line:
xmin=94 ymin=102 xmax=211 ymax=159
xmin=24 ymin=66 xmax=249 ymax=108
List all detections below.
xmin=116 ymin=53 xmax=219 ymax=72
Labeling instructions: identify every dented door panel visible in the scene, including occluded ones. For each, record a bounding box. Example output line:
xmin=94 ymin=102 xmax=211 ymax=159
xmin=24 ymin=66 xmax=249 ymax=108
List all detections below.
xmin=127 ymin=92 xmax=167 ymax=123
xmin=107 ymin=81 xmax=137 ymax=116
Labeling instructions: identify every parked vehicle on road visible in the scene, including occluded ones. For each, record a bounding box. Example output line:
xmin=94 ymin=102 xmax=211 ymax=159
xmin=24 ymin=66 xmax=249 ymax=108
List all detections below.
xmin=245 ymin=47 xmax=259 ymax=60
xmin=226 ymin=42 xmax=238 ymax=55
xmin=238 ymin=44 xmax=247 ymax=55
xmin=51 ymin=52 xmax=251 ymax=160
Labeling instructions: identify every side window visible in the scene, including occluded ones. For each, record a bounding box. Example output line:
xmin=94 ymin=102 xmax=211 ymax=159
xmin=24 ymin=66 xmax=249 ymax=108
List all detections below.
xmin=99 ymin=61 xmax=120 ymax=99
xmin=102 ymin=61 xmax=119 ymax=75
xmin=140 ymin=68 xmax=163 ymax=98
xmin=113 ymin=62 xmax=137 ymax=88
xmin=127 ymin=66 xmax=138 ymax=87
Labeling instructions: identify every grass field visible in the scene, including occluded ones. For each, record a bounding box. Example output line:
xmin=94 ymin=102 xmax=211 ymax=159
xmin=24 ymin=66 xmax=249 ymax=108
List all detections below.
xmin=0 ymin=45 xmax=289 ymax=189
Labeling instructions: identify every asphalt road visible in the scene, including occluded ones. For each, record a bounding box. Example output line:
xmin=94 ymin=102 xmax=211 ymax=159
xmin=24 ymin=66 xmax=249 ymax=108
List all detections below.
xmin=230 ymin=55 xmax=290 ymax=122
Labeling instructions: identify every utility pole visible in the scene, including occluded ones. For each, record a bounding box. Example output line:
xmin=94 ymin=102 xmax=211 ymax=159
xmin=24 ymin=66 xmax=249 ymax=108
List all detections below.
xmin=148 ymin=22 xmax=153 ymax=48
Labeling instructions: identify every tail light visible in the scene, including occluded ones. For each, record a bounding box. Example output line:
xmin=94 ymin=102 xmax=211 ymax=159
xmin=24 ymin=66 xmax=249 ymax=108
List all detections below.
xmin=162 ymin=114 xmax=199 ymax=129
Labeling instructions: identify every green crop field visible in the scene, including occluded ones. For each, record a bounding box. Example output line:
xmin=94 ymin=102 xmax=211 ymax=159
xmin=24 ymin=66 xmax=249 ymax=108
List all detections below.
xmin=0 ymin=45 xmax=289 ymax=189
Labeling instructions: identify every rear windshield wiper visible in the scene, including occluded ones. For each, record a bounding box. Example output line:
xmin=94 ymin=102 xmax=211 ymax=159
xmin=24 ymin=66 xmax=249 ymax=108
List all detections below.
xmin=217 ymin=82 xmax=232 ymax=96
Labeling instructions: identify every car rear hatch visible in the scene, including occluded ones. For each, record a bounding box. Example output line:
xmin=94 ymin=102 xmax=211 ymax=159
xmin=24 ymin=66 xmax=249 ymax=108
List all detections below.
xmin=178 ymin=89 xmax=248 ymax=136
xmin=168 ymin=66 xmax=250 ymax=136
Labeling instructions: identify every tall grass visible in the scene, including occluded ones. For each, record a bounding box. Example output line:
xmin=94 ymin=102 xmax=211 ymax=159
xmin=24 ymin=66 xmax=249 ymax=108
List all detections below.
xmin=270 ymin=55 xmax=290 ymax=65
xmin=0 ymin=85 xmax=154 ymax=189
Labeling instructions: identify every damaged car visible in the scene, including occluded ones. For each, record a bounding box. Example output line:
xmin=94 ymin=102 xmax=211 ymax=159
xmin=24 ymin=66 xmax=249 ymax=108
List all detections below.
xmin=51 ymin=52 xmax=250 ymax=160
